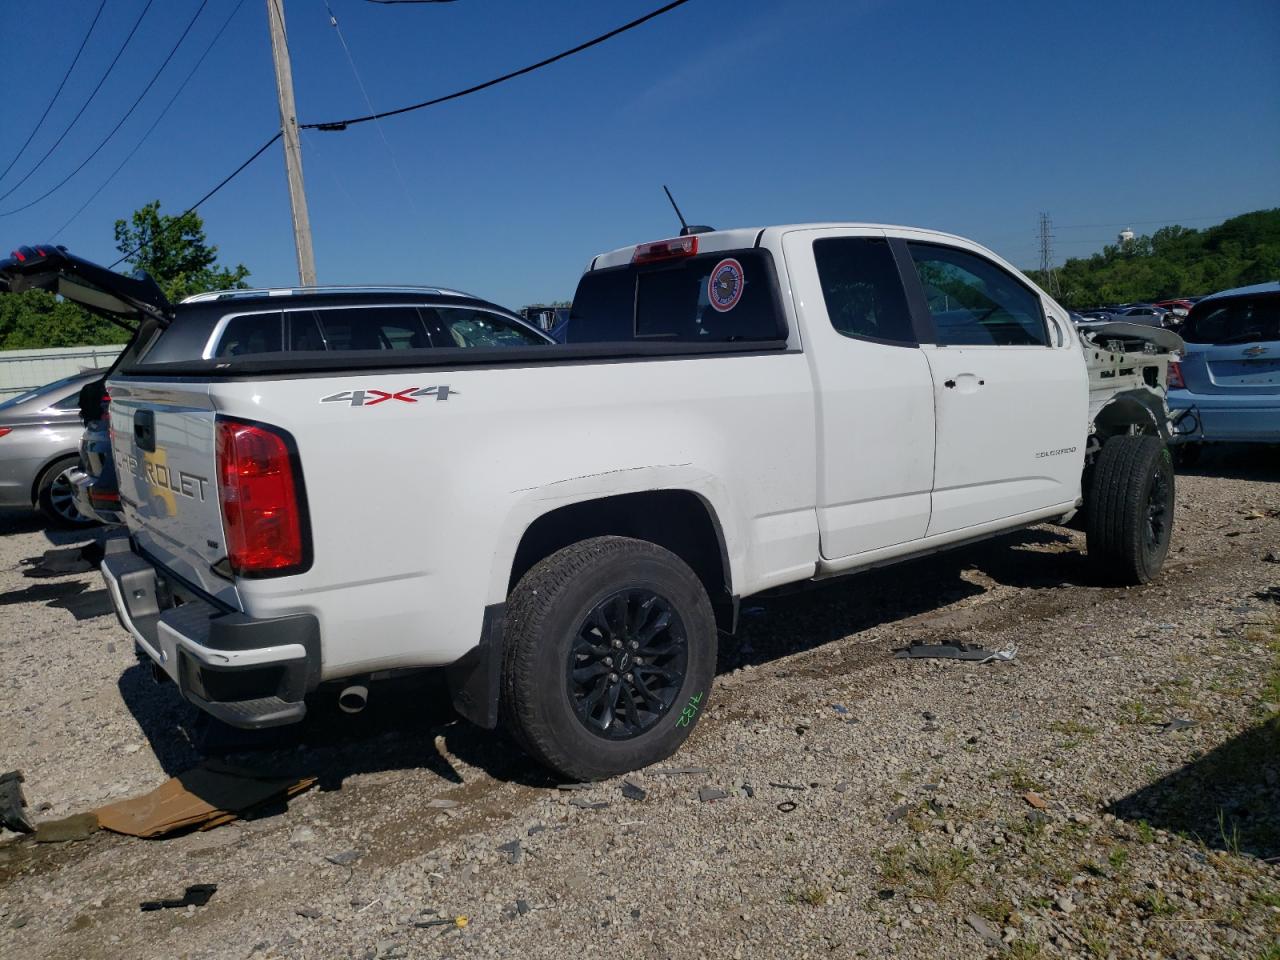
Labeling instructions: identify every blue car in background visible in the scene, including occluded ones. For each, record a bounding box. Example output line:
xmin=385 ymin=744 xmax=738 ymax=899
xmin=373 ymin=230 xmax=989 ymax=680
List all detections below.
xmin=1168 ymin=280 xmax=1280 ymax=450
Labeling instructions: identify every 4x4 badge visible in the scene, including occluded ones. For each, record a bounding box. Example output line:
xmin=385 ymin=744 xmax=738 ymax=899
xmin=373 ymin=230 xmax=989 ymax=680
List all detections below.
xmin=320 ymin=385 xmax=456 ymax=407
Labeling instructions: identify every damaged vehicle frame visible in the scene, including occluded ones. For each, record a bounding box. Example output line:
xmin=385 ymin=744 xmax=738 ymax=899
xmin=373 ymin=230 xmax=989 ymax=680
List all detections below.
xmin=1 ymin=230 xmax=1183 ymax=781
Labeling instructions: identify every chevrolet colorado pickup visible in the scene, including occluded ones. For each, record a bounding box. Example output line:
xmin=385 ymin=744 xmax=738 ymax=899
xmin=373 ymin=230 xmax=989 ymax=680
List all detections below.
xmin=1 ymin=229 xmax=1182 ymax=780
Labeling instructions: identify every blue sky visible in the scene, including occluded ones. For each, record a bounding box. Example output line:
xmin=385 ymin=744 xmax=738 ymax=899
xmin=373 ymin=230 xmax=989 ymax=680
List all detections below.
xmin=2 ymin=0 xmax=1277 ymax=307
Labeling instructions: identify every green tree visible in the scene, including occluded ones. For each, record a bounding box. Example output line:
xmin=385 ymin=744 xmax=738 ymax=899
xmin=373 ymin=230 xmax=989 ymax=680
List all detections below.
xmin=114 ymin=200 xmax=250 ymax=302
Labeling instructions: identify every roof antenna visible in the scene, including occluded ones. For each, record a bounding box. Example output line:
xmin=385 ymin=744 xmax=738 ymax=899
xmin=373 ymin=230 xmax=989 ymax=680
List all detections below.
xmin=663 ymin=185 xmax=713 ymax=237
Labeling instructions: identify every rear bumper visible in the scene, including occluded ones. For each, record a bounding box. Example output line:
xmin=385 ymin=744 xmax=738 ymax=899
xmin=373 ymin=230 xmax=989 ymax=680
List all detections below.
xmin=100 ymin=539 xmax=320 ymax=728
xmin=1167 ymin=389 xmax=1280 ymax=443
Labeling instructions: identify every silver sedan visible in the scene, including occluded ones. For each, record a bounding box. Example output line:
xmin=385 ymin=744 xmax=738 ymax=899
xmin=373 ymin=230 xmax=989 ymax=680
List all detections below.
xmin=0 ymin=371 xmax=99 ymax=526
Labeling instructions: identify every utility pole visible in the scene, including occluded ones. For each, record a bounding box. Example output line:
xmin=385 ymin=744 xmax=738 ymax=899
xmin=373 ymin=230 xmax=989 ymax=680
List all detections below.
xmin=1037 ymin=212 xmax=1059 ymax=297
xmin=266 ymin=0 xmax=317 ymax=286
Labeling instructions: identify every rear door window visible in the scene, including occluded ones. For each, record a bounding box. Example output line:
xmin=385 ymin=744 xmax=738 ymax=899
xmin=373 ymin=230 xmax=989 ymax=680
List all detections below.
xmin=906 ymin=243 xmax=1047 ymax=346
xmin=302 ymin=306 xmax=431 ymax=351
xmin=570 ymin=250 xmax=784 ymax=343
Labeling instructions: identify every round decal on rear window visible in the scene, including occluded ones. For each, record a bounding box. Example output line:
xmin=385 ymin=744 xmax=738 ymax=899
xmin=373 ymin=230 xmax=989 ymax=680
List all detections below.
xmin=708 ymin=258 xmax=745 ymax=313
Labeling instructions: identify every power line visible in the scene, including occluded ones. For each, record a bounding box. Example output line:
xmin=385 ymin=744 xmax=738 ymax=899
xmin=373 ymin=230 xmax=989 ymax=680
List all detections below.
xmin=304 ymin=0 xmax=693 ymax=131
xmin=0 ymin=1 xmax=108 ymax=188
xmin=109 ymin=131 xmax=281 ymax=270
xmin=53 ymin=0 xmax=252 ymax=240
xmin=0 ymin=0 xmax=157 ymax=206
xmin=320 ymin=0 xmax=419 ymax=217
xmin=1054 ymin=214 xmax=1237 ymax=230
xmin=1 ymin=0 xmax=212 ymax=217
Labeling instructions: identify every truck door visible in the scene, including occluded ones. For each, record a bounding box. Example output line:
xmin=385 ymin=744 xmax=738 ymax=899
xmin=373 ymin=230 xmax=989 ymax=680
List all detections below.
xmin=782 ymin=228 xmax=936 ymax=560
xmin=899 ymin=239 xmax=1086 ymax=536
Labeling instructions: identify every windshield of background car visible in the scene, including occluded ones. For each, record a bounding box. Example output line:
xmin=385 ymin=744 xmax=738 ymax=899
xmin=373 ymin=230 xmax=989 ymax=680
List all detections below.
xmin=1181 ymin=295 xmax=1280 ymax=345
xmin=567 ymin=249 xmax=785 ymax=343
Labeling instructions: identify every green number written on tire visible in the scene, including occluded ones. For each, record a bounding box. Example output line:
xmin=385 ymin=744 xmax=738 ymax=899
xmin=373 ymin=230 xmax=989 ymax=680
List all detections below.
xmin=675 ymin=691 xmax=704 ymax=728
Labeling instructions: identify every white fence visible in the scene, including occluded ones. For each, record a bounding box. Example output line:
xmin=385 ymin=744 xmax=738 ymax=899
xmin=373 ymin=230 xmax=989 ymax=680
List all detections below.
xmin=0 ymin=345 xmax=124 ymax=399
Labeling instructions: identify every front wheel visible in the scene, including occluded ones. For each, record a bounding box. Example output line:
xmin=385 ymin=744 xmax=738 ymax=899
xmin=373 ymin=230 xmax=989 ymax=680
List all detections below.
xmin=1086 ymin=435 xmax=1175 ymax=584
xmin=500 ymin=536 xmax=717 ymax=781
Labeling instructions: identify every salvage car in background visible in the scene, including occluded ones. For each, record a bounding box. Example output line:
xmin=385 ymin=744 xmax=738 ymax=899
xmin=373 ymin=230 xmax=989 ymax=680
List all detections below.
xmin=0 ymin=371 xmax=99 ymax=526
xmin=1169 ymin=281 xmax=1280 ymax=455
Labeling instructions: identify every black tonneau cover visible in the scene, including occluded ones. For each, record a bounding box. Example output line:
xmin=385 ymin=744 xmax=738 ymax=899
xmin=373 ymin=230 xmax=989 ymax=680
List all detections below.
xmin=0 ymin=244 xmax=172 ymax=330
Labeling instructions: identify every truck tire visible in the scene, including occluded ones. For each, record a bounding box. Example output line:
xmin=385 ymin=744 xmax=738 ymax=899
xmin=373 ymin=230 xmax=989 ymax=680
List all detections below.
xmin=1086 ymin=435 xmax=1174 ymax=585
xmin=501 ymin=536 xmax=717 ymax=781
xmin=36 ymin=456 xmax=93 ymax=528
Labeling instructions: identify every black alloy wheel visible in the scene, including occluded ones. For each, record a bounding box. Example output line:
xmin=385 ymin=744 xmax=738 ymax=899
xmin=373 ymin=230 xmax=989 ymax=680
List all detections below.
xmin=568 ymin=588 xmax=688 ymax=740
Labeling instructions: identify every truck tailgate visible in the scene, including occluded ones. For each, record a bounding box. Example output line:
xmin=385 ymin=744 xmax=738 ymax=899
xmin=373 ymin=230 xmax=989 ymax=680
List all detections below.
xmin=107 ymin=380 xmax=239 ymax=608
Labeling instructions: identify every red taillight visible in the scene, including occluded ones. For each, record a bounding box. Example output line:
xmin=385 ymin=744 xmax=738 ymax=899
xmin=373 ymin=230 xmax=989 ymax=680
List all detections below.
xmin=1167 ymin=360 xmax=1185 ymax=389
xmin=0 ymin=428 xmax=11 ymax=439
xmin=216 ymin=419 xmax=308 ymax=576
xmin=100 ymin=390 xmax=111 ymax=422
xmin=632 ymin=236 xmax=698 ymax=263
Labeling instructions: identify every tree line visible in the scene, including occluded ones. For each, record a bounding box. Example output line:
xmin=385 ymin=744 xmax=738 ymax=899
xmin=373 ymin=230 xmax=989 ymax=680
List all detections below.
xmin=1027 ymin=208 xmax=1280 ymax=308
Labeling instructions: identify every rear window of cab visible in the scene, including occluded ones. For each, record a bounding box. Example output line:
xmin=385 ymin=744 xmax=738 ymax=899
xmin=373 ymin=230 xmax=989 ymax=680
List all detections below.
xmin=568 ymin=249 xmax=785 ymax=343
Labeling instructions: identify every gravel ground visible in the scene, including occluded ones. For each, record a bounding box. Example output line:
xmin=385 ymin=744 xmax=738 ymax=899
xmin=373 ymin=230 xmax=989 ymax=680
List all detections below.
xmin=1 ymin=446 xmax=1278 ymax=960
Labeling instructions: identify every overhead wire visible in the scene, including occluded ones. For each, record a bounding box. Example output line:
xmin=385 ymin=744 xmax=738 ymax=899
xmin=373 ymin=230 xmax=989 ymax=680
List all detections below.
xmin=1 ymin=0 xmax=211 ymax=217
xmin=0 ymin=0 xmax=156 ymax=204
xmin=303 ymin=0 xmax=693 ymax=131
xmin=94 ymin=0 xmax=693 ymax=272
xmin=0 ymin=0 xmax=108 ymax=188
xmin=53 ymin=0 xmax=252 ymax=240
xmin=319 ymin=0 xmax=420 ymax=216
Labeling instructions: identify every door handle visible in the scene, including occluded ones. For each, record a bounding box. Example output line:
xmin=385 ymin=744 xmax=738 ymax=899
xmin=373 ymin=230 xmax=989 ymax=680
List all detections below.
xmin=943 ymin=375 xmax=985 ymax=391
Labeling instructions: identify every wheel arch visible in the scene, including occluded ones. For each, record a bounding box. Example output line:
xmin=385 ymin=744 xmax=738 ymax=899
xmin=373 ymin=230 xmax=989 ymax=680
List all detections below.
xmin=1092 ymin=390 xmax=1170 ymax=443
xmin=505 ymin=488 xmax=736 ymax=630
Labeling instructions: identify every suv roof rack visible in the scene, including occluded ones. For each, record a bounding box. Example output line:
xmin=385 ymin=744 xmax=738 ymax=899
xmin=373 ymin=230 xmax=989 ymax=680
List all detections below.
xmin=180 ymin=284 xmax=475 ymax=304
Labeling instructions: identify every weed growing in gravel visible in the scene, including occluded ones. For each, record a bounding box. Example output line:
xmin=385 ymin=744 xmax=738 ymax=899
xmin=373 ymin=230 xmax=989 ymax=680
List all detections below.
xmin=1122 ymin=699 xmax=1157 ymax=725
xmin=1108 ymin=846 xmax=1129 ymax=871
xmin=786 ymin=885 xmax=828 ymax=907
xmin=1006 ymin=937 xmax=1043 ymax=958
xmin=1135 ymin=820 xmax=1156 ymax=843
xmin=973 ymin=897 xmax=1015 ymax=925
xmin=1217 ymin=808 xmax=1243 ymax=856
xmin=1142 ymin=890 xmax=1177 ymax=917
xmin=876 ymin=845 xmax=908 ymax=885
xmin=1049 ymin=719 xmax=1097 ymax=739
xmin=1252 ymin=890 xmax=1280 ymax=909
xmin=908 ymin=848 xmax=973 ymax=903
xmin=992 ymin=763 xmax=1044 ymax=793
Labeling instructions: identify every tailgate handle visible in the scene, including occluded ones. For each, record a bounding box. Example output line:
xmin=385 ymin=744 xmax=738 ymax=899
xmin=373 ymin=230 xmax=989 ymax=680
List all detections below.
xmin=134 ymin=410 xmax=156 ymax=452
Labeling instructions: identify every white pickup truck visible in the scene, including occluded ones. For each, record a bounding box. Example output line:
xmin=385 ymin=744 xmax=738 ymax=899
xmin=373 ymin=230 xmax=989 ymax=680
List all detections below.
xmin=1 ymin=229 xmax=1181 ymax=779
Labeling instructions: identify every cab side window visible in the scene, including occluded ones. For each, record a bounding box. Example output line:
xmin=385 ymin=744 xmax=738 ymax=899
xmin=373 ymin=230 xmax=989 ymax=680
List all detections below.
xmin=907 ymin=244 xmax=1047 ymax=347
xmin=813 ymin=237 xmax=915 ymax=345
